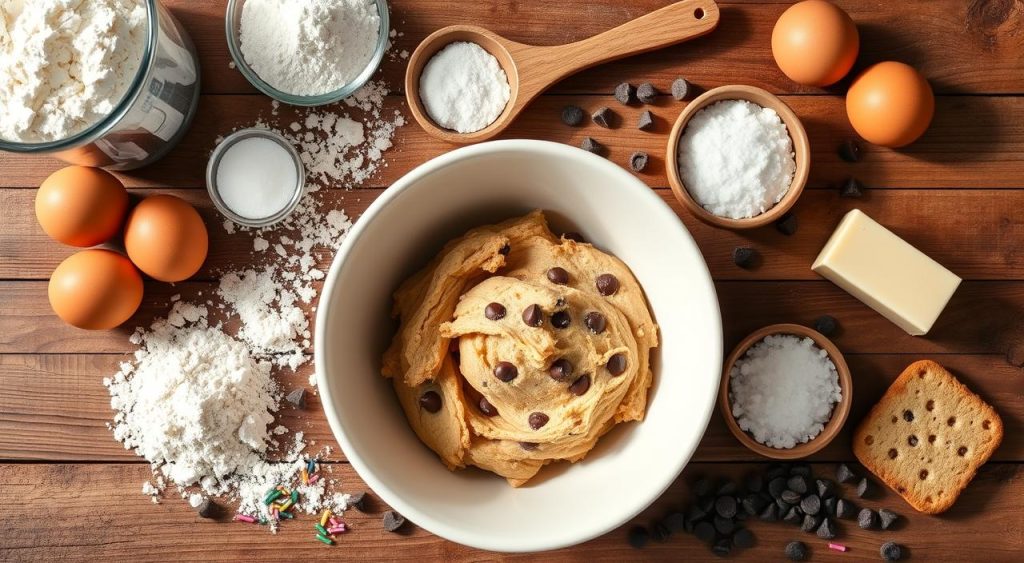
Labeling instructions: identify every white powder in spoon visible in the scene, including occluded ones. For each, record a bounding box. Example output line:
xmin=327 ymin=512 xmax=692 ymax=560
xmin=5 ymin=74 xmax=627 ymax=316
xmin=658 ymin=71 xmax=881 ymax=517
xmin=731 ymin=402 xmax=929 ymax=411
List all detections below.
xmin=419 ymin=41 xmax=510 ymax=133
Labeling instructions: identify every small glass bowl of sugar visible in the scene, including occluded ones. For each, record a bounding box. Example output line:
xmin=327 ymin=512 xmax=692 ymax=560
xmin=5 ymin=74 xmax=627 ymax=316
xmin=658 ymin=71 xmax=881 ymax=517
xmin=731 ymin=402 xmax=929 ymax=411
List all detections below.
xmin=206 ymin=128 xmax=306 ymax=228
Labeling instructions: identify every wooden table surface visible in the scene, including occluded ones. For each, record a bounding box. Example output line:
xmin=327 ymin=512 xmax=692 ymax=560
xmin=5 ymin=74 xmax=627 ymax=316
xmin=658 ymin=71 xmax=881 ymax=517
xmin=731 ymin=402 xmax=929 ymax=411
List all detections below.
xmin=2 ymin=0 xmax=1023 ymax=560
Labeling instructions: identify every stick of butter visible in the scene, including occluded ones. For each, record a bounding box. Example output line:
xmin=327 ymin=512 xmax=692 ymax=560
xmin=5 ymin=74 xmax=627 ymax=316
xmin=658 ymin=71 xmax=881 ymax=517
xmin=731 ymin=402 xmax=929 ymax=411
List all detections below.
xmin=812 ymin=209 xmax=961 ymax=336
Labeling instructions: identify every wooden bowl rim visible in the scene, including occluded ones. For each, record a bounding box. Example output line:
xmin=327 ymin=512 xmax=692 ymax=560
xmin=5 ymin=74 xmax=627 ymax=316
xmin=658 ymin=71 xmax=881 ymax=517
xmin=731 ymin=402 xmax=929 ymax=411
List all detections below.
xmin=718 ymin=323 xmax=853 ymax=460
xmin=665 ymin=85 xmax=810 ymax=230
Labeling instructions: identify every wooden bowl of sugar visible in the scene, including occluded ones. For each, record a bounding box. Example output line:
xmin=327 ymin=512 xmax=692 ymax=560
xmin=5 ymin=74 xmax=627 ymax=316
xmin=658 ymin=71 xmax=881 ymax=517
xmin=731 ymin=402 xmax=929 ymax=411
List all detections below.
xmin=719 ymin=323 xmax=852 ymax=460
xmin=666 ymin=85 xmax=810 ymax=230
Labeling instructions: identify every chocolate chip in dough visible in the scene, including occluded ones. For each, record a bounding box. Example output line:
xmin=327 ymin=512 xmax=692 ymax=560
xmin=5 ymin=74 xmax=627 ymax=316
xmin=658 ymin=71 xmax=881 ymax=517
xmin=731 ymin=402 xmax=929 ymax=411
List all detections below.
xmin=880 ymin=541 xmax=904 ymax=561
xmin=615 ymin=82 xmax=637 ymax=105
xmin=499 ymin=243 xmax=511 ymax=255
xmin=840 ymin=177 xmax=865 ymax=198
xmin=547 ymin=267 xmax=570 ymax=285
xmin=627 ymin=525 xmax=650 ymax=548
xmin=592 ymin=106 xmax=615 ymax=128
xmin=784 ymin=540 xmax=808 ymax=561
xmin=493 ymin=361 xmax=518 ymax=382
xmin=814 ymin=315 xmax=838 ymax=336
xmin=519 ymin=441 xmax=538 ymax=451
xmin=637 ymin=82 xmax=658 ymax=104
xmin=478 ymin=397 xmax=499 ymax=417
xmin=637 ymin=110 xmax=654 ymax=131
xmin=596 ymin=273 xmax=620 ymax=296
xmin=569 ymin=374 xmax=591 ymax=396
xmin=732 ymin=246 xmax=758 ymax=269
xmin=196 ymin=498 xmax=216 ymax=519
xmin=528 ymin=412 xmax=550 ymax=429
xmin=584 ymin=311 xmax=607 ymax=334
xmin=522 ymin=304 xmax=543 ymax=327
xmin=629 ymin=151 xmax=649 ymax=172
xmin=671 ymin=77 xmax=699 ymax=101
xmin=580 ymin=136 xmax=605 ymax=156
xmin=347 ymin=492 xmax=368 ymax=512
xmin=284 ymin=388 xmax=306 ymax=409
xmin=419 ymin=391 xmax=442 ymax=413
xmin=607 ymin=353 xmax=627 ymax=376
xmin=561 ymin=105 xmax=585 ymax=127
xmin=551 ymin=310 xmax=572 ymax=329
xmin=878 ymin=508 xmax=900 ymax=530
xmin=563 ymin=232 xmax=586 ymax=243
xmin=382 ymin=510 xmax=406 ymax=533
xmin=775 ymin=212 xmax=798 ymax=236
xmin=484 ymin=302 xmax=506 ymax=320
xmin=838 ymin=139 xmax=862 ymax=163
xmin=549 ymin=358 xmax=574 ymax=381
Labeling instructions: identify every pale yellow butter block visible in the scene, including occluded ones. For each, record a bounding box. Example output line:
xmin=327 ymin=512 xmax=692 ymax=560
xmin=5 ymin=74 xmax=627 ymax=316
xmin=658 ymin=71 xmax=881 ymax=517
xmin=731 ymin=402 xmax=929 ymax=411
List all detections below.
xmin=812 ymin=209 xmax=961 ymax=335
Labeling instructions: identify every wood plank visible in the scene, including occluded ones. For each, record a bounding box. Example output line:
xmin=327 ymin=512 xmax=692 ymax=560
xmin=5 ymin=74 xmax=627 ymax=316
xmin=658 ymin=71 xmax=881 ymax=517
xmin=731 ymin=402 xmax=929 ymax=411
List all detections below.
xmin=167 ymin=0 xmax=1024 ymax=96
xmin=1 ymin=461 xmax=1020 ymax=561
xmin=1 ymin=94 xmax=1022 ymax=190
xmin=3 ymin=280 xmax=1023 ymax=355
xmin=5 ymin=187 xmax=1024 ymax=281
xmin=3 ymin=354 xmax=1020 ymax=463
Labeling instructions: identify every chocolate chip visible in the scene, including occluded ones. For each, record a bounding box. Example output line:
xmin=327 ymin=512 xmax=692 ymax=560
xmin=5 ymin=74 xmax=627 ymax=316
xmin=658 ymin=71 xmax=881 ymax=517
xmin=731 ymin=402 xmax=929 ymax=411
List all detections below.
xmin=499 ymin=243 xmax=511 ymax=255
xmin=563 ymin=232 xmax=586 ymax=243
xmin=732 ymin=246 xmax=758 ymax=269
xmin=637 ymin=82 xmax=657 ymax=104
xmin=693 ymin=521 xmax=715 ymax=543
xmin=614 ymin=82 xmax=636 ymax=105
xmin=836 ymin=498 xmax=857 ymax=519
xmin=908 ymin=434 xmax=918 ymax=446
xmin=836 ymin=463 xmax=857 ymax=484
xmin=878 ymin=508 xmax=900 ymax=530
xmin=787 ymin=475 xmax=809 ymax=495
xmin=522 ymin=304 xmax=543 ymax=327
xmin=672 ymin=77 xmax=698 ymax=101
xmin=528 ymin=412 xmax=549 ymax=429
xmin=715 ymin=495 xmax=737 ymax=519
xmin=561 ymin=105 xmax=585 ymax=127
xmin=840 ymin=177 xmax=864 ymax=198
xmin=816 ymin=479 xmax=836 ymax=498
xmin=382 ymin=510 xmax=406 ymax=533
xmin=596 ymin=273 xmax=620 ymax=295
xmin=629 ymin=151 xmax=649 ymax=172
xmin=196 ymin=498 xmax=216 ymax=519
xmin=592 ymin=106 xmax=614 ymax=128
xmin=347 ymin=491 xmax=367 ymax=512
xmin=546 ymin=267 xmax=569 ymax=285
xmin=783 ymin=506 xmax=801 ymax=525
xmin=856 ymin=477 xmax=873 ymax=498
xmin=858 ymin=508 xmax=878 ymax=529
xmin=569 ymin=374 xmax=591 ymax=396
xmin=419 ymin=390 xmax=443 ymax=413
xmin=580 ymin=136 xmax=605 ymax=156
xmin=789 ymin=464 xmax=812 ymax=477
xmin=485 ymin=302 xmax=506 ymax=320
xmin=637 ymin=110 xmax=654 ymax=131
xmin=713 ymin=515 xmax=735 ymax=535
xmin=602 ymin=356 xmax=626 ymax=376
xmin=767 ymin=464 xmax=788 ymax=479
xmin=519 ymin=441 xmax=538 ymax=451
xmin=627 ymin=525 xmax=650 ymax=548
xmin=478 ymin=397 xmax=498 ymax=417
xmin=694 ymin=478 xmax=714 ymax=497
xmin=733 ymin=527 xmax=756 ymax=549
xmin=584 ymin=311 xmax=607 ymax=333
xmin=881 ymin=541 xmax=904 ymax=561
xmin=551 ymin=310 xmax=572 ymax=329
xmin=775 ymin=212 xmax=798 ymax=236
xmin=785 ymin=540 xmax=808 ymax=561
xmin=712 ymin=538 xmax=732 ymax=556
xmin=800 ymin=495 xmax=821 ymax=516
xmin=823 ymin=496 xmax=838 ymax=517
xmin=663 ymin=511 xmax=687 ymax=533
xmin=549 ymin=358 xmax=573 ymax=381
xmin=800 ymin=513 xmax=821 ymax=533
xmin=285 ymin=388 xmax=306 ymax=408
xmin=717 ymin=481 xmax=738 ymax=496
xmin=838 ymin=139 xmax=861 ymax=163
xmin=650 ymin=521 xmax=671 ymax=542
xmin=493 ymin=361 xmax=518 ymax=382
xmin=781 ymin=489 xmax=802 ymax=504
xmin=759 ymin=502 xmax=779 ymax=521
xmin=768 ymin=476 xmax=787 ymax=499
xmin=813 ymin=315 xmax=838 ymax=336
xmin=815 ymin=517 xmax=836 ymax=539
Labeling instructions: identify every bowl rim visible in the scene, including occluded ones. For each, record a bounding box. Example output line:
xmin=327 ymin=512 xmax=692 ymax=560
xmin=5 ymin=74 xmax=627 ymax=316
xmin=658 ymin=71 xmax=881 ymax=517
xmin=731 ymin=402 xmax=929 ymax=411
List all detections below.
xmin=718 ymin=323 xmax=852 ymax=460
xmin=314 ymin=139 xmax=723 ymax=552
xmin=665 ymin=85 xmax=810 ymax=230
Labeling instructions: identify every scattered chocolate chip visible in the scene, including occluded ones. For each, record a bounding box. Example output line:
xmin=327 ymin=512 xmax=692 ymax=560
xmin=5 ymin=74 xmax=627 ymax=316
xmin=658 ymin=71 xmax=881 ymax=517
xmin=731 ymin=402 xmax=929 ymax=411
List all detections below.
xmin=671 ymin=77 xmax=697 ymax=101
xmin=686 ymin=504 xmax=708 ymax=523
xmin=528 ymin=412 xmax=549 ymax=429
xmin=478 ymin=397 xmax=498 ymax=416
xmin=836 ymin=463 xmax=857 ymax=484
xmin=840 ymin=177 xmax=865 ymax=198
xmin=785 ymin=540 xmax=808 ymax=561
xmin=549 ymin=359 xmax=573 ymax=381
xmin=663 ymin=511 xmax=687 ymax=533
xmin=781 ymin=490 xmax=802 ymax=504
xmin=694 ymin=478 xmax=715 ymax=497
xmin=519 ymin=441 xmax=538 ymax=451
xmin=759 ymin=502 xmax=779 ymax=521
xmin=637 ymin=82 xmax=657 ymax=104
xmin=569 ymin=374 xmax=591 ymax=396
xmin=698 ymin=496 xmax=715 ymax=514
xmin=285 ymin=388 xmax=307 ymax=408
xmin=775 ymin=212 xmax=798 ymax=236
xmin=814 ymin=315 xmax=838 ymax=336
xmin=783 ymin=506 xmax=802 ymax=525
xmin=650 ymin=521 xmax=671 ymax=542
xmin=551 ymin=310 xmax=572 ymax=329
xmin=606 ymin=353 xmax=627 ymax=376
xmin=880 ymin=541 xmax=904 ymax=561
xmin=800 ymin=513 xmax=821 ymax=533
xmin=694 ymin=521 xmax=716 ymax=542
xmin=628 ymin=525 xmax=650 ymax=548
xmin=767 ymin=464 xmax=788 ymax=479
xmin=561 ymin=105 xmax=585 ymax=127
xmin=637 ymin=110 xmax=654 ymax=131
xmin=742 ymin=494 xmax=766 ymax=516
xmin=485 ymin=302 xmax=506 ymax=320
xmin=419 ymin=390 xmax=442 ymax=413
xmin=546 ymin=267 xmax=570 ymax=285
xmin=580 ymin=136 xmax=605 ymax=155
xmin=629 ymin=151 xmax=649 ymax=172
xmin=196 ymin=498 xmax=216 ymax=519
xmin=596 ymin=273 xmax=620 ymax=296
xmin=717 ymin=481 xmax=738 ymax=496
xmin=823 ymin=496 xmax=838 ymax=517
xmin=615 ymin=82 xmax=637 ymax=105
xmin=563 ymin=232 xmax=586 ymax=243
xmin=878 ymin=508 xmax=899 ymax=530
xmin=789 ymin=464 xmax=812 ymax=478
xmin=858 ymin=508 xmax=878 ymax=529
xmin=815 ymin=479 xmax=836 ymax=498
xmin=816 ymin=517 xmax=836 ymax=539
xmin=522 ymin=304 xmax=543 ymax=327
xmin=382 ymin=510 xmax=406 ymax=533
xmin=733 ymin=527 xmax=755 ymax=549
xmin=715 ymin=495 xmax=738 ymax=519
xmin=592 ymin=106 xmax=614 ymax=128
xmin=768 ymin=476 xmax=788 ymax=499
xmin=493 ymin=361 xmax=518 ymax=382
xmin=787 ymin=475 xmax=809 ymax=495
xmin=838 ymin=139 xmax=861 ymax=163
xmin=836 ymin=498 xmax=857 ymax=519
xmin=347 ymin=491 xmax=367 ymax=512
xmin=732 ymin=246 xmax=758 ymax=269
xmin=745 ymin=473 xmax=763 ymax=492
xmin=856 ymin=477 xmax=873 ymax=498
xmin=584 ymin=311 xmax=607 ymax=333
xmin=800 ymin=495 xmax=821 ymax=516
xmin=713 ymin=515 xmax=735 ymax=535
xmin=712 ymin=538 xmax=732 ymax=556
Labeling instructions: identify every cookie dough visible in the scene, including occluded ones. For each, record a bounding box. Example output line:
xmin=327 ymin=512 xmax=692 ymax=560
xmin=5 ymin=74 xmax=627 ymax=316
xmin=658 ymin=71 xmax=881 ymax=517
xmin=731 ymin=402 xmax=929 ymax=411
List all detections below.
xmin=382 ymin=211 xmax=658 ymax=486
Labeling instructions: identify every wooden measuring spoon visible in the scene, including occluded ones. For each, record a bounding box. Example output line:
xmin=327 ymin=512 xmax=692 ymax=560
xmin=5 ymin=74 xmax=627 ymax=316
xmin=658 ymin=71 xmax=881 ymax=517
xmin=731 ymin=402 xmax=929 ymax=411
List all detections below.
xmin=405 ymin=0 xmax=721 ymax=144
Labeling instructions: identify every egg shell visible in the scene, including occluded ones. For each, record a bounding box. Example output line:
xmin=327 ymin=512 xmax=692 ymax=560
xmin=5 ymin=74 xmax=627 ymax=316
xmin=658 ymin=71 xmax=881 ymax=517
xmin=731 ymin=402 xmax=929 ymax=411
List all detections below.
xmin=48 ymin=249 xmax=144 ymax=330
xmin=771 ymin=0 xmax=859 ymax=87
xmin=35 ymin=166 xmax=129 ymax=247
xmin=124 ymin=195 xmax=209 ymax=282
xmin=846 ymin=61 xmax=935 ymax=148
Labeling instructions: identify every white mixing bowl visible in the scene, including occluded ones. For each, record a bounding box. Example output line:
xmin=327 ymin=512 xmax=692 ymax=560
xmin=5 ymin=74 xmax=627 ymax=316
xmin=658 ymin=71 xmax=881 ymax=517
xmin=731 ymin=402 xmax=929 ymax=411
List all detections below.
xmin=315 ymin=140 xmax=722 ymax=552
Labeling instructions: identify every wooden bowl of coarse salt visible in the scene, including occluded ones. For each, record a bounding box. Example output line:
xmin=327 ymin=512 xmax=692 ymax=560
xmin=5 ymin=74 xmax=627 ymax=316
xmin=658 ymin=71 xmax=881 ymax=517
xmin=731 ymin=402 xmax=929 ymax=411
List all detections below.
xmin=719 ymin=323 xmax=852 ymax=460
xmin=666 ymin=85 xmax=810 ymax=229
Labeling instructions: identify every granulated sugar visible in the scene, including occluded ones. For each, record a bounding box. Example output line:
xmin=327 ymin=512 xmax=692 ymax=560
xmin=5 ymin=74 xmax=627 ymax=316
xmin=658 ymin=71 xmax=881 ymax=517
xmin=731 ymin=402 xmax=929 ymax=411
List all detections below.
xmin=419 ymin=41 xmax=510 ymax=133
xmin=729 ymin=335 xmax=841 ymax=449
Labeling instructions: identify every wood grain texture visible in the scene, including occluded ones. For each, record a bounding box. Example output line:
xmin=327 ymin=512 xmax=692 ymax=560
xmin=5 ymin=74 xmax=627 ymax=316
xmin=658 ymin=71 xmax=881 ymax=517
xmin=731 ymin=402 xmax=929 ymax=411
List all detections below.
xmin=1 ymin=94 xmax=1023 ymax=190
xmin=1 ymin=462 xmax=1020 ymax=561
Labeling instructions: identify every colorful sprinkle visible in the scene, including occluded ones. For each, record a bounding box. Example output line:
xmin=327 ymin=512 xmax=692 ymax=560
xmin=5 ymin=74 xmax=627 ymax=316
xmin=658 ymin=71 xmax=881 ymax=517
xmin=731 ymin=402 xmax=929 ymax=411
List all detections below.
xmin=320 ymin=509 xmax=332 ymax=527
xmin=329 ymin=517 xmax=342 ymax=528
xmin=279 ymin=511 xmax=294 ymax=519
xmin=307 ymin=459 xmax=316 ymax=473
xmin=309 ymin=473 xmax=321 ymax=485
xmin=828 ymin=543 xmax=848 ymax=552
xmin=315 ymin=523 xmax=330 ymax=536
xmin=234 ymin=514 xmax=256 ymax=523
xmin=327 ymin=525 xmax=347 ymax=534
xmin=264 ymin=489 xmax=282 ymax=505
xmin=258 ymin=518 xmax=268 ymax=525
xmin=290 ymin=490 xmax=299 ymax=504
xmin=316 ymin=533 xmax=334 ymax=545
xmin=301 ymin=468 xmax=309 ymax=484
xmin=279 ymin=499 xmax=294 ymax=512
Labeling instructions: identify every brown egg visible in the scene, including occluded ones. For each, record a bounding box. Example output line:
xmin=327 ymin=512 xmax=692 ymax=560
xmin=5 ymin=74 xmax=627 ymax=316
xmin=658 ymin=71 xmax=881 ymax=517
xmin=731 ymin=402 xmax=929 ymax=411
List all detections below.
xmin=124 ymin=195 xmax=209 ymax=282
xmin=48 ymin=249 xmax=144 ymax=330
xmin=36 ymin=166 xmax=129 ymax=247
xmin=771 ymin=0 xmax=859 ymax=87
xmin=846 ymin=61 xmax=935 ymax=148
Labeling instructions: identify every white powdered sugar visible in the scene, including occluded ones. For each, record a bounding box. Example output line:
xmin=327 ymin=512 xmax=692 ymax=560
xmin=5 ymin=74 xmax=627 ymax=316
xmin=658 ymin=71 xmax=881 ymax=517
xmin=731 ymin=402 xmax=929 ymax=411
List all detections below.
xmin=239 ymin=0 xmax=380 ymax=96
xmin=419 ymin=41 xmax=511 ymax=133
xmin=0 ymin=0 xmax=148 ymax=142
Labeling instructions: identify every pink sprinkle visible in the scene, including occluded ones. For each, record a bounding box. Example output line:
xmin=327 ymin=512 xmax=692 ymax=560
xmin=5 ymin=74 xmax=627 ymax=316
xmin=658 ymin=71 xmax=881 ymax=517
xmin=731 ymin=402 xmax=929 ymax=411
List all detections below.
xmin=309 ymin=473 xmax=321 ymax=485
xmin=271 ymin=507 xmax=279 ymax=518
xmin=328 ymin=525 xmax=347 ymax=534
xmin=329 ymin=517 xmax=342 ymax=527
xmin=828 ymin=543 xmax=848 ymax=552
xmin=235 ymin=514 xmax=256 ymax=523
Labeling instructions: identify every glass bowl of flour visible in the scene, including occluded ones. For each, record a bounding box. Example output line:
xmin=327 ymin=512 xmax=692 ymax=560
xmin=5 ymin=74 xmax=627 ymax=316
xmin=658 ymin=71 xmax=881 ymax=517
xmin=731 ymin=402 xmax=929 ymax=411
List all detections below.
xmin=226 ymin=0 xmax=390 ymax=106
